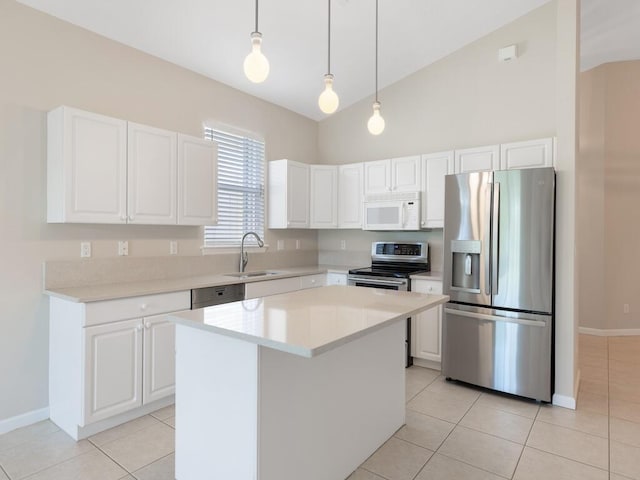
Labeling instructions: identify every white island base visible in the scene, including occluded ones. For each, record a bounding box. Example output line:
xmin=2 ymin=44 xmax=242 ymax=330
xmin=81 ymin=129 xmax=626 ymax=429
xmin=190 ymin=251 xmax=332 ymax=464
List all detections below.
xmin=170 ymin=286 xmax=448 ymax=480
xmin=175 ymin=321 xmax=404 ymax=480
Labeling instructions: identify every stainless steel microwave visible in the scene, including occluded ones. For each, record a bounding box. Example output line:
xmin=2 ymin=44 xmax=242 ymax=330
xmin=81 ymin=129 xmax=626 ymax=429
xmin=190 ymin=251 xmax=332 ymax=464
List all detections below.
xmin=363 ymin=192 xmax=421 ymax=231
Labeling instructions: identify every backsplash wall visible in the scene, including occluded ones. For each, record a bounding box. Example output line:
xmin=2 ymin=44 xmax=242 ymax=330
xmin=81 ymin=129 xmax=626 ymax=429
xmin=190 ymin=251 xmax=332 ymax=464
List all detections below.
xmin=318 ymin=229 xmax=444 ymax=272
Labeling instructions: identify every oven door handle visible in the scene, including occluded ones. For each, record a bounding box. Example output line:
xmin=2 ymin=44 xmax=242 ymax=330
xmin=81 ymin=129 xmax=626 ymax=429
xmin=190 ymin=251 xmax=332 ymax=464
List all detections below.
xmin=348 ymin=277 xmax=407 ymax=287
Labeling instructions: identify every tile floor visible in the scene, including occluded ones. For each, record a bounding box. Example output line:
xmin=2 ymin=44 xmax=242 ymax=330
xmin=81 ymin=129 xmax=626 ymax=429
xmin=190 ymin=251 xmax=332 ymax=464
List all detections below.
xmin=0 ymin=334 xmax=638 ymax=479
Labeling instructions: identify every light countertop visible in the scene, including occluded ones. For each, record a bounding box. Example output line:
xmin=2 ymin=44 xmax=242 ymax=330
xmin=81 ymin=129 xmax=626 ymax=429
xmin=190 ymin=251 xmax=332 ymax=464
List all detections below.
xmin=43 ymin=265 xmax=354 ymax=303
xmin=410 ymin=271 xmax=443 ymax=281
xmin=169 ymin=285 xmax=449 ymax=358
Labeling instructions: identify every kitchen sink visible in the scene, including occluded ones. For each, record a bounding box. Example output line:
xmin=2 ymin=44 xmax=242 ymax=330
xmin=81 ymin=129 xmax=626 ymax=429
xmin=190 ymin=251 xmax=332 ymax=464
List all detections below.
xmin=224 ymin=270 xmax=283 ymax=279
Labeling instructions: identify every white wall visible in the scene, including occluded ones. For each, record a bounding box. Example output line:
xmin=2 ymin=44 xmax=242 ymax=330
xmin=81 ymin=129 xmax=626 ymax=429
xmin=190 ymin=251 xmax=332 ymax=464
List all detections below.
xmin=0 ymin=0 xmax=318 ymax=424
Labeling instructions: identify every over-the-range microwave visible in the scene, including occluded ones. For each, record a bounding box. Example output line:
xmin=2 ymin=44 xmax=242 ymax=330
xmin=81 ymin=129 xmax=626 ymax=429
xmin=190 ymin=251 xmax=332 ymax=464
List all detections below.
xmin=363 ymin=192 xmax=421 ymax=230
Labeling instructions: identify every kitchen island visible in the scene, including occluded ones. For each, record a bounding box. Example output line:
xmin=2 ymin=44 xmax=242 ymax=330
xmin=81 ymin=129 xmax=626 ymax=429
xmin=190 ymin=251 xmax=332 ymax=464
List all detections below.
xmin=169 ymin=285 xmax=448 ymax=480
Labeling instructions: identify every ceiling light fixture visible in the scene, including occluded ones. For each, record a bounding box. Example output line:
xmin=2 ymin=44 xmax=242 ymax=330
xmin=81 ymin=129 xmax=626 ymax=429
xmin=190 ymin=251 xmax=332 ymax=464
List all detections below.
xmin=243 ymin=0 xmax=269 ymax=83
xmin=318 ymin=0 xmax=339 ymax=114
xmin=367 ymin=0 xmax=385 ymax=135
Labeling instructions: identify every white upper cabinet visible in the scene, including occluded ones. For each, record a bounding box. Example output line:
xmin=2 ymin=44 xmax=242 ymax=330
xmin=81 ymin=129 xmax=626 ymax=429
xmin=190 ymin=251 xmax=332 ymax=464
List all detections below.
xmin=310 ymin=165 xmax=338 ymax=229
xmin=500 ymin=137 xmax=554 ymax=170
xmin=454 ymin=145 xmax=500 ymax=173
xmin=391 ymin=156 xmax=422 ymax=192
xmin=364 ymin=156 xmax=421 ymax=195
xmin=177 ymin=134 xmax=218 ymax=226
xmin=338 ymin=163 xmax=363 ymax=229
xmin=363 ymin=159 xmax=391 ymax=195
xmin=268 ymin=159 xmax=309 ymax=229
xmin=48 ymin=106 xmax=218 ymax=225
xmin=127 ymin=122 xmax=177 ymax=225
xmin=421 ymin=151 xmax=454 ymax=229
xmin=48 ymin=106 xmax=127 ymax=223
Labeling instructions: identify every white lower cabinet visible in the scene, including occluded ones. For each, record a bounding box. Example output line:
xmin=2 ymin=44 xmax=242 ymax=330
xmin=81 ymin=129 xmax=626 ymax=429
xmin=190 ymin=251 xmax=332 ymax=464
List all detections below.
xmin=49 ymin=291 xmax=190 ymax=440
xmin=411 ymin=279 xmax=443 ymax=366
xmin=244 ymin=274 xmax=326 ymax=300
xmin=326 ymin=272 xmax=347 ymax=286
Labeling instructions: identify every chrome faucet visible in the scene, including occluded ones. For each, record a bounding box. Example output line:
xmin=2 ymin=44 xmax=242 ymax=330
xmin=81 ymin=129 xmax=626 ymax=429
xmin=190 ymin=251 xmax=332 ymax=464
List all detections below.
xmin=240 ymin=232 xmax=264 ymax=272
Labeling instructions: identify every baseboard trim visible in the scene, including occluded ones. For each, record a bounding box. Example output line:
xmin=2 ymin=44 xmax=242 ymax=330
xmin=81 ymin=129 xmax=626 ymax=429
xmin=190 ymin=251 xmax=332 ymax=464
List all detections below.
xmin=552 ymin=393 xmax=576 ymax=410
xmin=0 ymin=407 xmax=50 ymax=435
xmin=579 ymin=327 xmax=640 ymax=336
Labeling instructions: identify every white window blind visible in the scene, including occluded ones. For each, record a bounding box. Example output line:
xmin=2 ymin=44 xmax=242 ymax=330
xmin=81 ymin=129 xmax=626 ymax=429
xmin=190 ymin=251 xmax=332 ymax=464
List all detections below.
xmin=204 ymin=128 xmax=265 ymax=246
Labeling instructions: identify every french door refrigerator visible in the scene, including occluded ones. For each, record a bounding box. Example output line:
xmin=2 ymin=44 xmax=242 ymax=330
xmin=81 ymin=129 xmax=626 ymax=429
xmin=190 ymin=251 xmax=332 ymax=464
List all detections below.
xmin=442 ymin=167 xmax=555 ymax=402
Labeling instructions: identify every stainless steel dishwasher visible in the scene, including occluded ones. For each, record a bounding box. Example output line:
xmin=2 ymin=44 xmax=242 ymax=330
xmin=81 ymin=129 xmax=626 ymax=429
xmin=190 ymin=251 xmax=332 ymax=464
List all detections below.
xmin=191 ymin=283 xmax=245 ymax=309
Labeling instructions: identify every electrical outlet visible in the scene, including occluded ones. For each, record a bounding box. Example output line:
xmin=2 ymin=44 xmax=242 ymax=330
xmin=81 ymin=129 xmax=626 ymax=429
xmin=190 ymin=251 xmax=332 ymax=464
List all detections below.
xmin=340 ymin=240 xmax=347 ymax=250
xmin=80 ymin=242 xmax=91 ymax=258
xmin=170 ymin=241 xmax=178 ymax=255
xmin=118 ymin=241 xmax=129 ymax=256
xmin=295 ymin=239 xmax=301 ymax=250
xmin=277 ymin=239 xmax=285 ymax=251
xmin=624 ymin=303 xmax=630 ymax=314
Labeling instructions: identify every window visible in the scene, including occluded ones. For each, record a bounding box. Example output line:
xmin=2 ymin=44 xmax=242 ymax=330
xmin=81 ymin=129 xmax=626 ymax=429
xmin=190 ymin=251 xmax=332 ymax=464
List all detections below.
xmin=204 ymin=127 xmax=265 ymax=246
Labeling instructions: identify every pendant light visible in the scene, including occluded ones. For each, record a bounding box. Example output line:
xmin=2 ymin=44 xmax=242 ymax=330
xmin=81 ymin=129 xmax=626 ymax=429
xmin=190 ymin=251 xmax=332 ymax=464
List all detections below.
xmin=367 ymin=0 xmax=385 ymax=135
xmin=243 ymin=0 xmax=270 ymax=83
xmin=318 ymin=0 xmax=339 ymax=114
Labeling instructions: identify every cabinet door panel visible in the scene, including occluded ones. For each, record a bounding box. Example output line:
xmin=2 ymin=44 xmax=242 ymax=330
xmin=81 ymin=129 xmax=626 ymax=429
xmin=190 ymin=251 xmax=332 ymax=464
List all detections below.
xmin=455 ymin=145 xmax=499 ymax=173
xmin=143 ymin=315 xmax=176 ymax=404
xmin=422 ymin=152 xmax=454 ymax=229
xmin=500 ymin=137 xmax=554 ymax=170
xmin=338 ymin=163 xmax=363 ymax=228
xmin=391 ymin=156 xmax=421 ymax=192
xmin=364 ymin=160 xmax=391 ymax=195
xmin=310 ymin=166 xmax=338 ymax=228
xmin=412 ymin=280 xmax=443 ymax=362
xmin=48 ymin=107 xmax=127 ymax=223
xmin=178 ymin=134 xmax=218 ymax=225
xmin=287 ymin=161 xmax=310 ymax=228
xmin=128 ymin=123 xmax=177 ymax=225
xmin=83 ymin=319 xmax=142 ymax=425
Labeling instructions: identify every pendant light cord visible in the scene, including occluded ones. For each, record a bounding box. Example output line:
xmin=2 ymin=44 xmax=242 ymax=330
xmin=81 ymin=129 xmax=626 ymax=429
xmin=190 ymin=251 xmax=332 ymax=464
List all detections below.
xmin=254 ymin=0 xmax=259 ymax=34
xmin=375 ymin=0 xmax=379 ymax=102
xmin=327 ymin=0 xmax=332 ymax=74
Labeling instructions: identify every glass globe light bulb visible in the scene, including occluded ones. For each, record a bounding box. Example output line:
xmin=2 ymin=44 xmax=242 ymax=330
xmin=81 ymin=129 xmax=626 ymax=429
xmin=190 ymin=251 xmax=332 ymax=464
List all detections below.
xmin=318 ymin=74 xmax=339 ymax=114
xmin=243 ymin=32 xmax=269 ymax=83
xmin=367 ymin=101 xmax=385 ymax=135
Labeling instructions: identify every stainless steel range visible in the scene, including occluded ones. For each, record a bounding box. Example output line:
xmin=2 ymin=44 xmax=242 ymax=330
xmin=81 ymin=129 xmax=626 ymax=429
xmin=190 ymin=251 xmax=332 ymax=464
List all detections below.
xmin=348 ymin=241 xmax=430 ymax=366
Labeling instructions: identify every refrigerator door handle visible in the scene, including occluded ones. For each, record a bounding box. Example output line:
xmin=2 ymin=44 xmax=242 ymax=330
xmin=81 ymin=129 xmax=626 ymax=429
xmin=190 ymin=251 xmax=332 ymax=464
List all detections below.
xmin=444 ymin=307 xmax=547 ymax=328
xmin=492 ymin=183 xmax=500 ymax=295
xmin=484 ymin=186 xmax=492 ymax=295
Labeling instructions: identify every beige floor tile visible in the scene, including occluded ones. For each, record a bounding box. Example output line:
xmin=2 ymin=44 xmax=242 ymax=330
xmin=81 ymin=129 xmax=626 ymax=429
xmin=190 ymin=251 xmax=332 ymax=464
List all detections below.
xmin=149 ymin=405 xmax=175 ymax=421
xmin=163 ymin=416 xmax=175 ymax=428
xmin=580 ymin=353 xmax=609 ymax=368
xmin=117 ymin=476 xmax=135 ymax=480
xmin=19 ymin=450 xmax=126 ymax=480
xmin=132 ymin=453 xmax=174 ymax=480
xmin=437 ymin=426 xmax=523 ymax=478
xmin=0 ymin=421 xmax=59 ymax=453
xmin=99 ymin=422 xmax=174 ymax=473
xmin=361 ymin=437 xmax=433 ymax=480
xmin=513 ymin=446 xmax=608 ymax=480
xmin=580 ymin=334 xmax=608 ymax=349
xmin=405 ymin=367 xmax=440 ymax=402
xmin=526 ymin=421 xmax=608 ymax=470
xmin=88 ymin=415 xmax=160 ymax=447
xmin=415 ymin=453 xmax=504 ymax=480
xmin=611 ymin=417 xmax=640 ymax=448
xmin=475 ymin=392 xmax=540 ymax=419
xmin=393 ymin=410 xmax=455 ymax=451
xmin=609 ymin=360 xmax=640 ymax=377
xmin=459 ymin=403 xmax=534 ymax=444
xmin=0 ymin=468 xmax=8 ymax=480
xmin=610 ymin=381 xmax=640 ymax=403
xmin=610 ymin=475 xmax=636 ymax=480
xmin=580 ymin=365 xmax=609 ymax=383
xmin=537 ymin=404 xmax=608 ymax=438
xmin=611 ymin=440 xmax=640 ymax=480
xmin=346 ymin=468 xmax=386 ymax=480
xmin=424 ymin=377 xmax=482 ymax=403
xmin=611 ymin=397 xmax=640 ymax=424
xmin=406 ymin=389 xmax=476 ymax=424
xmin=576 ymin=390 xmax=609 ymax=415
xmin=0 ymin=430 xmax=95 ymax=480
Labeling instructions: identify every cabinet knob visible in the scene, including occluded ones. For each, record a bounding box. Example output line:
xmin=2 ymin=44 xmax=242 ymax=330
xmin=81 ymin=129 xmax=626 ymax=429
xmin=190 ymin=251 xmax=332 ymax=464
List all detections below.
xmin=140 ymin=303 xmax=147 ymax=311
xmin=120 ymin=215 xmax=127 ymax=222
xmin=144 ymin=321 xmax=150 ymax=329
xmin=136 ymin=324 xmax=143 ymax=332
xmin=129 ymin=215 xmax=135 ymax=221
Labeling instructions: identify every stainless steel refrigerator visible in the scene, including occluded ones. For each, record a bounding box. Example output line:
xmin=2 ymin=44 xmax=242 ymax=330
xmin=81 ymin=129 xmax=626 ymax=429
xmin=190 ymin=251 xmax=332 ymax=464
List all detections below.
xmin=442 ymin=167 xmax=554 ymax=402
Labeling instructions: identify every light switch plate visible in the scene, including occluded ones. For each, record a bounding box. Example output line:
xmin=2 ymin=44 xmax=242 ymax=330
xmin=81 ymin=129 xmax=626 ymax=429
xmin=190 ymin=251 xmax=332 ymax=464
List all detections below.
xmin=118 ymin=241 xmax=129 ymax=256
xmin=80 ymin=242 xmax=91 ymax=258
xmin=277 ymin=240 xmax=285 ymax=251
xmin=170 ymin=241 xmax=178 ymax=255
